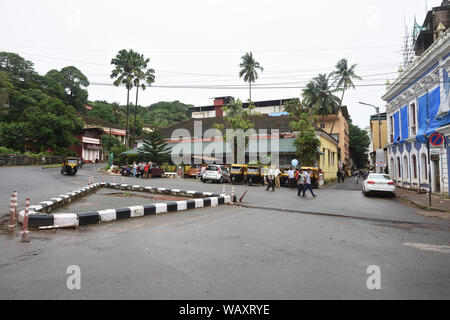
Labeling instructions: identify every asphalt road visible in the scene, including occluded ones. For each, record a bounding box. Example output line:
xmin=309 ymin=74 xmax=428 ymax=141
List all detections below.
xmin=0 ymin=164 xmax=449 ymax=299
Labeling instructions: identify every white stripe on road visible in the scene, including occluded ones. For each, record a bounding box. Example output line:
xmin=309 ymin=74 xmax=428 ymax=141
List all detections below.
xmin=403 ymin=242 xmax=450 ymax=254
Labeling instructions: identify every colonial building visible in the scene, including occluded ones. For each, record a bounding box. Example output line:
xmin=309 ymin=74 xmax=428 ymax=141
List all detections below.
xmin=383 ymin=9 xmax=449 ymax=195
xmin=368 ymin=112 xmax=388 ymax=173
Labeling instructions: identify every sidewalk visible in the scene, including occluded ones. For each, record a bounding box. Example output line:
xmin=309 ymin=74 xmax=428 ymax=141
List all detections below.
xmin=395 ymin=187 xmax=450 ymax=213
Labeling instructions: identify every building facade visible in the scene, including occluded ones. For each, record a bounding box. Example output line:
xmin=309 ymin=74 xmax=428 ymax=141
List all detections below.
xmin=383 ymin=27 xmax=449 ymax=195
xmin=368 ymin=113 xmax=388 ymax=172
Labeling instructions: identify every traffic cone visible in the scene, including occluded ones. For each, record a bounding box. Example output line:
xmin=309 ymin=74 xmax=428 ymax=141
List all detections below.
xmin=21 ymin=198 xmax=30 ymax=243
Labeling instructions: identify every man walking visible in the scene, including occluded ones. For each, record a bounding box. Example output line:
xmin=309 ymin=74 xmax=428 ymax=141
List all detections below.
xmin=297 ymin=169 xmax=305 ymax=196
xmin=275 ymin=166 xmax=281 ymax=188
xmin=337 ymin=170 xmax=341 ymax=183
xmin=302 ymin=170 xmax=317 ymax=198
xmin=266 ymin=165 xmax=276 ymax=191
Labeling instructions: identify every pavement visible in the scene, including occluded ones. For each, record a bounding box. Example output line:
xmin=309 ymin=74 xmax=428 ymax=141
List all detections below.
xmin=395 ymin=188 xmax=450 ymax=213
xmin=0 ymin=164 xmax=449 ymax=299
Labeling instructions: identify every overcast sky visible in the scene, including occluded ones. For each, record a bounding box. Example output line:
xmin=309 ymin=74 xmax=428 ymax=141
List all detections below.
xmin=0 ymin=0 xmax=442 ymax=129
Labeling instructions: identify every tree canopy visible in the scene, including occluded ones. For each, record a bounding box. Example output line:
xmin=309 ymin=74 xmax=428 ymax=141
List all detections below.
xmin=348 ymin=119 xmax=370 ymax=169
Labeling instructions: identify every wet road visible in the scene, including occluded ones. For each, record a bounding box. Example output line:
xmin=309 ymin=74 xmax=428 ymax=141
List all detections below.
xmin=0 ymin=165 xmax=449 ymax=299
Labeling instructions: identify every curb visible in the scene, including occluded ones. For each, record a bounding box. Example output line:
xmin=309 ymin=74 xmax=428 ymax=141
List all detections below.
xmin=18 ymin=182 xmax=236 ymax=229
xmin=397 ymin=196 xmax=450 ymax=213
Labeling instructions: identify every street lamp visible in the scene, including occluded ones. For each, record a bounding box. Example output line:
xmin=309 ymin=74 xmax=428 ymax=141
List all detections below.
xmin=359 ymin=101 xmax=382 ymax=172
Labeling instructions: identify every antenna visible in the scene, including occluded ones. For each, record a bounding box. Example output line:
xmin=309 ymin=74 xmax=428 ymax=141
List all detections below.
xmin=401 ymin=16 xmax=414 ymax=69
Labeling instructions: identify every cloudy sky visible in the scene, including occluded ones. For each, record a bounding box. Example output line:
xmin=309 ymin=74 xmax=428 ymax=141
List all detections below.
xmin=0 ymin=0 xmax=442 ymax=129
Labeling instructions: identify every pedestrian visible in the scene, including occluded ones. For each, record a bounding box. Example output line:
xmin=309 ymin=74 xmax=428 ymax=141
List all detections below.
xmin=302 ymin=170 xmax=317 ymax=198
xmin=95 ymin=156 xmax=99 ymax=164
xmin=297 ymin=169 xmax=305 ymax=196
xmin=354 ymin=169 xmax=359 ymax=184
xmin=337 ymin=170 xmax=341 ymax=183
xmin=132 ymin=161 xmax=137 ymax=178
xmin=275 ymin=166 xmax=281 ymax=188
xmin=139 ymin=161 xmax=146 ymax=178
xmin=144 ymin=162 xmax=150 ymax=178
xmin=341 ymin=170 xmax=345 ymax=182
xmin=288 ymin=167 xmax=295 ymax=189
xmin=266 ymin=166 xmax=276 ymax=191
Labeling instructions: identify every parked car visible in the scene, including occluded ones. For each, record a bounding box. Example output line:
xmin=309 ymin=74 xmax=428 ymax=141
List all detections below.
xmin=148 ymin=162 xmax=165 ymax=177
xmin=186 ymin=164 xmax=202 ymax=178
xmin=201 ymin=165 xmax=230 ymax=183
xmin=362 ymin=173 xmax=396 ymax=197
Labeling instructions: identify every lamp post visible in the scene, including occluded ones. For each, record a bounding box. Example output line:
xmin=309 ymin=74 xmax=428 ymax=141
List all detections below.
xmin=359 ymin=101 xmax=382 ymax=172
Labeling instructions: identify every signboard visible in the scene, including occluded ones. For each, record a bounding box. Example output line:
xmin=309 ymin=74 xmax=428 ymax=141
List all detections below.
xmin=429 ymin=132 xmax=444 ymax=147
xmin=376 ymin=163 xmax=386 ymax=167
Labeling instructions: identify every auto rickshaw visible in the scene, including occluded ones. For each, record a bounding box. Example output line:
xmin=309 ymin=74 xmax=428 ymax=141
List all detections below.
xmin=229 ymin=164 xmax=248 ymax=184
xmin=300 ymin=166 xmax=319 ymax=188
xmin=246 ymin=165 xmax=265 ymax=186
xmin=61 ymin=156 xmax=79 ymax=175
xmin=280 ymin=166 xmax=291 ymax=186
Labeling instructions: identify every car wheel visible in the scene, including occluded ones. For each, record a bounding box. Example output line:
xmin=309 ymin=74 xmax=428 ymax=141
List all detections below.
xmin=202 ymin=179 xmax=206 ymax=183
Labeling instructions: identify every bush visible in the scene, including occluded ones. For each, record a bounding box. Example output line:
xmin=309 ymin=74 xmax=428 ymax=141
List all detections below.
xmin=0 ymin=146 xmax=20 ymax=154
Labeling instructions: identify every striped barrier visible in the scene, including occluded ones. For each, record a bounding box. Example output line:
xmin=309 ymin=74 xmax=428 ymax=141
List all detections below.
xmin=17 ymin=183 xmax=234 ymax=230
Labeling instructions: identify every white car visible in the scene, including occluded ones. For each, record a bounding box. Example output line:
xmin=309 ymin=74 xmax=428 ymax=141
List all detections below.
xmin=201 ymin=165 xmax=230 ymax=183
xmin=362 ymin=173 xmax=396 ymax=197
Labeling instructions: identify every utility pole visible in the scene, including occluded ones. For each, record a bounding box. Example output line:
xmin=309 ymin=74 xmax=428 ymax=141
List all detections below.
xmin=359 ymin=102 xmax=382 ymax=172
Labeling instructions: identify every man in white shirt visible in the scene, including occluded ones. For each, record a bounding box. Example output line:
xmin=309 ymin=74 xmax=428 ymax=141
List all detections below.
xmin=302 ymin=170 xmax=317 ymax=198
xmin=288 ymin=167 xmax=295 ymax=188
xmin=266 ymin=166 xmax=276 ymax=191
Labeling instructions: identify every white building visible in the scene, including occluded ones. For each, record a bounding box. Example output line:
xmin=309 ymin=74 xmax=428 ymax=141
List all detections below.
xmin=382 ymin=27 xmax=450 ymax=195
xmin=190 ymin=96 xmax=292 ymax=119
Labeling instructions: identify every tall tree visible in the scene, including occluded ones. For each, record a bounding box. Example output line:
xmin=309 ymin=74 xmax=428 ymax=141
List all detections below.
xmin=348 ymin=120 xmax=370 ymax=169
xmin=111 ymin=49 xmax=140 ymax=148
xmin=46 ymin=66 xmax=89 ymax=113
xmin=302 ymin=73 xmax=340 ymax=129
xmin=239 ymin=52 xmax=263 ymax=102
xmin=284 ymin=98 xmax=321 ymax=166
xmin=329 ymin=59 xmax=362 ymax=133
xmin=138 ymin=129 xmax=169 ymax=164
xmin=131 ymin=52 xmax=155 ymax=147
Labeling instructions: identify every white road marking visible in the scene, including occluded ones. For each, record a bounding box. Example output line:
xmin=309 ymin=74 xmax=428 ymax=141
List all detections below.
xmin=403 ymin=242 xmax=450 ymax=254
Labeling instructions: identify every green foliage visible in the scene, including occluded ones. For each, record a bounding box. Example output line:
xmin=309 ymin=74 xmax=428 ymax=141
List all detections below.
xmin=87 ymin=100 xmax=118 ymax=123
xmin=138 ymin=129 xmax=170 ymax=164
xmin=0 ymin=53 xmax=86 ymax=154
xmin=45 ymin=66 xmax=89 ymax=113
xmin=285 ymin=99 xmax=321 ymax=166
xmin=0 ymin=146 xmax=20 ymax=154
xmin=349 ymin=121 xmax=370 ymax=169
xmin=101 ymin=134 xmax=121 ymax=153
xmin=143 ymin=101 xmax=192 ymax=127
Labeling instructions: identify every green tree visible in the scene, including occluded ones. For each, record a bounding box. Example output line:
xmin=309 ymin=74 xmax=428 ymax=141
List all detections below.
xmin=46 ymin=66 xmax=89 ymax=113
xmin=138 ymin=129 xmax=169 ymax=164
xmin=302 ymin=73 xmax=341 ymax=129
xmin=101 ymin=134 xmax=121 ymax=157
xmin=87 ymin=100 xmax=117 ymax=123
xmin=111 ymin=49 xmax=140 ymax=148
xmin=348 ymin=120 xmax=370 ymax=169
xmin=239 ymin=52 xmax=263 ymax=102
xmin=131 ymin=52 xmax=155 ymax=147
xmin=0 ymin=52 xmax=37 ymax=88
xmin=329 ymin=58 xmax=362 ymax=133
xmin=214 ymin=99 xmax=254 ymax=163
xmin=284 ymin=99 xmax=321 ymax=166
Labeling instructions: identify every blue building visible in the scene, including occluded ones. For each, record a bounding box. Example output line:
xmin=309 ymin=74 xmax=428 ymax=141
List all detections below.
xmin=383 ymin=22 xmax=449 ymax=195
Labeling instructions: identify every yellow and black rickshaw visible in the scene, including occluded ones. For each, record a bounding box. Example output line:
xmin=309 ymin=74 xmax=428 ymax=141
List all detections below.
xmin=300 ymin=166 xmax=319 ymax=188
xmin=229 ymin=164 xmax=248 ymax=184
xmin=246 ymin=165 xmax=265 ymax=185
xmin=280 ymin=166 xmax=292 ymax=186
xmin=61 ymin=156 xmax=79 ymax=175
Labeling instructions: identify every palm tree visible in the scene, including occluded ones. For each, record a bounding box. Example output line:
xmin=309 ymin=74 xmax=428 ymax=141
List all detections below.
xmin=131 ymin=53 xmax=155 ymax=148
xmin=239 ymin=52 xmax=263 ymax=102
xmin=329 ymin=59 xmax=362 ymax=133
xmin=302 ymin=73 xmax=341 ymax=129
xmin=111 ymin=49 xmax=140 ymax=148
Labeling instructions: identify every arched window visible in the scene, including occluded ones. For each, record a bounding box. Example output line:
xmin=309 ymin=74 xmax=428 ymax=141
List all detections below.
xmin=403 ymin=156 xmax=409 ymax=179
xmin=421 ymin=154 xmax=427 ymax=180
xmin=412 ymin=155 xmax=417 ymax=179
xmin=397 ymin=157 xmax=401 ymax=178
xmin=390 ymin=158 xmax=395 ymax=177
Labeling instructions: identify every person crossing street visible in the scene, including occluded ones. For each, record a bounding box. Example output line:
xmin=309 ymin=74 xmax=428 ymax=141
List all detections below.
xmin=266 ymin=165 xmax=276 ymax=191
xmin=302 ymin=170 xmax=317 ymax=198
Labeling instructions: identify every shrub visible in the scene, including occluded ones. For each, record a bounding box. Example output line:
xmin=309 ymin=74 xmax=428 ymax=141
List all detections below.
xmin=0 ymin=146 xmax=20 ymax=154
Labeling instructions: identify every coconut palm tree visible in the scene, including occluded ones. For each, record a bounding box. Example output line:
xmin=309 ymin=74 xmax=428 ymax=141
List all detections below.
xmin=239 ymin=52 xmax=263 ymax=102
xmin=302 ymin=73 xmax=341 ymax=129
xmin=329 ymin=59 xmax=362 ymax=133
xmin=111 ymin=49 xmax=140 ymax=148
xmin=131 ymin=53 xmax=155 ymax=148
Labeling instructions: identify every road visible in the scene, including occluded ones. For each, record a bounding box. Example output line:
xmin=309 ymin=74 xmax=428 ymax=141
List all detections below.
xmin=0 ymin=164 xmax=449 ymax=299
